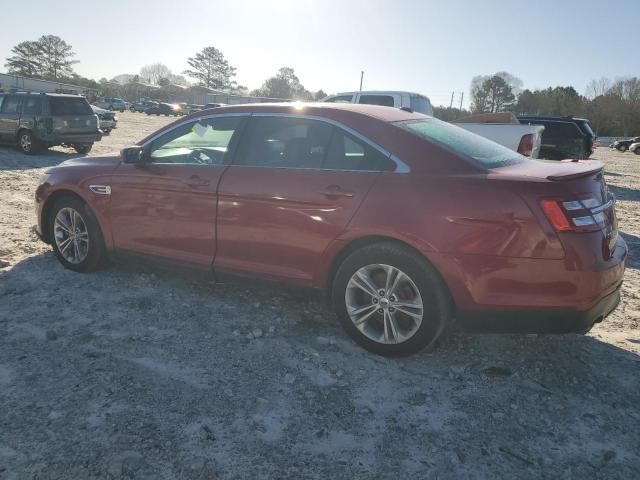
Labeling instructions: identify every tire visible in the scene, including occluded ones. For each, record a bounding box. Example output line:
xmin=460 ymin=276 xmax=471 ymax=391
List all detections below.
xmin=332 ymin=242 xmax=451 ymax=356
xmin=634 ymin=148 xmax=640 ymax=155
xmin=73 ymin=143 xmax=93 ymax=154
xmin=618 ymin=146 xmax=627 ymax=152
xmin=17 ymin=130 xmax=40 ymax=155
xmin=48 ymin=196 xmax=106 ymax=273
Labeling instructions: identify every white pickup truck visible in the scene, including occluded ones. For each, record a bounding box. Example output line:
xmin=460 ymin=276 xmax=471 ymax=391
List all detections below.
xmin=322 ymin=91 xmax=544 ymax=158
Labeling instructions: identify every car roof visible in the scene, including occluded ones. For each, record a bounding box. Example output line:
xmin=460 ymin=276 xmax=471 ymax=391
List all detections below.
xmin=190 ymin=102 xmax=427 ymax=123
xmin=6 ymin=92 xmax=84 ymax=98
xmin=517 ymin=115 xmax=582 ymax=122
xmin=331 ymin=90 xmax=428 ymax=98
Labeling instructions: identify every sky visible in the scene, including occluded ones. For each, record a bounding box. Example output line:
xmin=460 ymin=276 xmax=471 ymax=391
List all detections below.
xmin=1 ymin=0 xmax=638 ymax=107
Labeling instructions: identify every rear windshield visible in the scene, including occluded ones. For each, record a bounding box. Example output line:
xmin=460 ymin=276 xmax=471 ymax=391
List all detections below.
xmin=397 ymin=118 xmax=526 ymax=169
xmin=577 ymin=121 xmax=594 ymax=137
xmin=49 ymin=97 xmax=93 ymax=115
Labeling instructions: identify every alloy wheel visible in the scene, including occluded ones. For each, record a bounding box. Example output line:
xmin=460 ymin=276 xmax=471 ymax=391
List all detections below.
xmin=20 ymin=134 xmax=32 ymax=152
xmin=345 ymin=264 xmax=424 ymax=344
xmin=53 ymin=207 xmax=89 ymax=264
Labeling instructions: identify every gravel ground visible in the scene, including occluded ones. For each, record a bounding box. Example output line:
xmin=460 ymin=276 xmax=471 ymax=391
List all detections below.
xmin=1 ymin=112 xmax=639 ymax=479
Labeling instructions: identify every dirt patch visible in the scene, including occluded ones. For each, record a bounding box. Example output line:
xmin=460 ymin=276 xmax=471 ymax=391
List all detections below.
xmin=0 ymin=113 xmax=639 ymax=479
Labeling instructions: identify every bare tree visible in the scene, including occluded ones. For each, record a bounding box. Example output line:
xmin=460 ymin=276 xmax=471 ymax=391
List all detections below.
xmin=140 ymin=63 xmax=172 ymax=85
xmin=586 ymin=77 xmax=612 ymax=99
xmin=252 ymin=67 xmax=312 ymax=100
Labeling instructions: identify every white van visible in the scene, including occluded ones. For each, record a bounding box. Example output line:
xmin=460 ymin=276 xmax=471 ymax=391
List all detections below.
xmin=322 ymin=91 xmax=433 ymax=116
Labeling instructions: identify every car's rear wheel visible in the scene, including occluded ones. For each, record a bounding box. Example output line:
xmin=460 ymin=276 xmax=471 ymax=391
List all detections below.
xmin=332 ymin=243 xmax=451 ymax=356
xmin=73 ymin=143 xmax=93 ymax=154
xmin=17 ymin=130 xmax=39 ymax=155
xmin=49 ymin=196 xmax=105 ymax=273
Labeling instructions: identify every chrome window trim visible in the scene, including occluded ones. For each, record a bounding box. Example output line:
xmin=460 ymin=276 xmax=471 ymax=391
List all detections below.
xmin=140 ymin=111 xmax=410 ymax=173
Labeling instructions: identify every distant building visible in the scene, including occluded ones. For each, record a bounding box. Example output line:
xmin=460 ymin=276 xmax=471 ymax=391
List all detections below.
xmin=0 ymin=72 xmax=97 ymax=96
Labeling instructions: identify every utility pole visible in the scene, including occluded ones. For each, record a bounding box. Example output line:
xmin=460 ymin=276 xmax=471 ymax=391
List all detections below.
xmin=449 ymin=91 xmax=454 ymax=108
xmin=359 ymin=71 xmax=364 ymax=92
xmin=459 ymin=91 xmax=464 ymax=111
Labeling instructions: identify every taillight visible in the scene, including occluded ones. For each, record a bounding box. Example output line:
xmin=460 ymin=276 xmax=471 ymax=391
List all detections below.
xmin=540 ymin=197 xmax=614 ymax=232
xmin=517 ymin=134 xmax=534 ymax=156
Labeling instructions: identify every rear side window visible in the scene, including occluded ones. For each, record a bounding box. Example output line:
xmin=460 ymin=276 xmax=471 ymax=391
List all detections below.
xmin=324 ymin=95 xmax=354 ymax=103
xmin=358 ymin=95 xmax=395 ymax=107
xmin=1 ymin=95 xmax=21 ymax=114
xmin=22 ymin=97 xmax=43 ymax=115
xmin=49 ymin=97 xmax=93 ymax=115
xmin=324 ymin=129 xmax=395 ymax=171
xmin=398 ymin=118 xmax=525 ymax=169
xmin=236 ymin=117 xmax=332 ymax=168
xmin=0 ymin=95 xmax=4 ymax=111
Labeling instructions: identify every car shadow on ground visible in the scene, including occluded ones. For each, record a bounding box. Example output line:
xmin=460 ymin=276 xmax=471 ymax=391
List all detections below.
xmin=0 ymin=147 xmax=80 ymax=171
xmin=621 ymin=231 xmax=640 ymax=270
xmin=609 ymin=184 xmax=640 ymax=202
xmin=1 ymin=252 xmax=639 ymax=477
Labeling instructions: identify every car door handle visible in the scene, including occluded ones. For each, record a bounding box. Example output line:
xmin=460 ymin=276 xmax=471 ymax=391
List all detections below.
xmin=319 ymin=186 xmax=354 ymax=198
xmin=184 ymin=175 xmax=210 ymax=187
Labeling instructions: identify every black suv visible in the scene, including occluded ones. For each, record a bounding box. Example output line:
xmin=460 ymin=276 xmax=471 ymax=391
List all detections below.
xmin=517 ymin=115 xmax=595 ymax=160
xmin=0 ymin=92 xmax=102 ymax=155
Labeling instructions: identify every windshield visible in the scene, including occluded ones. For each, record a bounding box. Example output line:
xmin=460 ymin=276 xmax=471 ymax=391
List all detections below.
xmin=49 ymin=97 xmax=93 ymax=115
xmin=397 ymin=118 xmax=526 ymax=169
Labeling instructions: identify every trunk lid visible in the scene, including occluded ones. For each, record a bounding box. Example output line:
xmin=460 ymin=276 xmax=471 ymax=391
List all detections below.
xmin=492 ymin=158 xmax=618 ymax=256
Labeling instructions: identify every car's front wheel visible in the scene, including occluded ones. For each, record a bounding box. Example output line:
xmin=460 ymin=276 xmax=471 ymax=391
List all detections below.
xmin=49 ymin=196 xmax=105 ymax=273
xmin=618 ymin=145 xmax=628 ymax=152
xmin=332 ymin=242 xmax=451 ymax=356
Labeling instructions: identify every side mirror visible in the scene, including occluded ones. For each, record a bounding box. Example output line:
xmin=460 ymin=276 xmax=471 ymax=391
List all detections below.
xmin=121 ymin=146 xmax=144 ymax=164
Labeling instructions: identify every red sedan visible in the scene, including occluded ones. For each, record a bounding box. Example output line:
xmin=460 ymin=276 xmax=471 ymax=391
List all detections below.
xmin=34 ymin=103 xmax=627 ymax=356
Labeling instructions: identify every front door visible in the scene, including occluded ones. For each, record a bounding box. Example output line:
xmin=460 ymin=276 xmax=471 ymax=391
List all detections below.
xmin=109 ymin=115 xmax=244 ymax=266
xmin=215 ymin=115 xmax=397 ymax=285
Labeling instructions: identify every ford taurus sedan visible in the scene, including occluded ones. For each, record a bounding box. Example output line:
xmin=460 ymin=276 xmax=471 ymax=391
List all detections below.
xmin=34 ymin=103 xmax=627 ymax=356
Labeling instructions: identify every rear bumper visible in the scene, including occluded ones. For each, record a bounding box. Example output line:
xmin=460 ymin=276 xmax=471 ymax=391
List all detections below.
xmin=428 ymin=234 xmax=627 ymax=333
xmin=456 ymin=283 xmax=622 ymax=333
xmin=41 ymin=131 xmax=102 ymax=144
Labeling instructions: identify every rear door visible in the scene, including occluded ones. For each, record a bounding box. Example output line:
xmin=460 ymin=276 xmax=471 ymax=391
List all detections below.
xmin=215 ymin=115 xmax=398 ymax=285
xmin=0 ymin=94 xmax=23 ymax=141
xmin=110 ymin=115 xmax=245 ymax=265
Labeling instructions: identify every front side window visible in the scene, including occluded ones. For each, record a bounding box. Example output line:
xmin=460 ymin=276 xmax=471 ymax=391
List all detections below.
xmin=398 ymin=118 xmax=526 ymax=169
xmin=149 ymin=116 xmax=241 ymax=165
xmin=358 ymin=95 xmax=395 ymax=107
xmin=323 ymin=95 xmax=353 ymax=104
xmin=1 ymin=95 xmax=21 ymax=114
xmin=236 ymin=117 xmax=332 ymax=168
